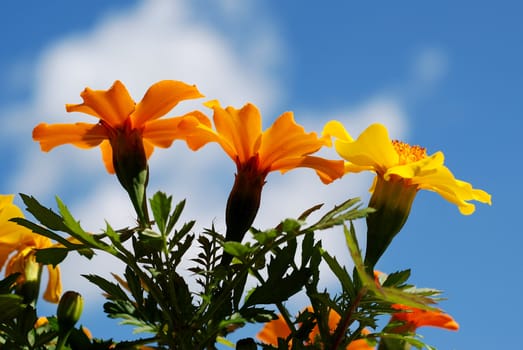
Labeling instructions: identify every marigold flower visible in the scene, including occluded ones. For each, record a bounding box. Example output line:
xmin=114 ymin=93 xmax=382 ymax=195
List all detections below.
xmin=33 ymin=80 xmax=206 ymax=224
xmin=184 ymin=101 xmax=345 ymax=264
xmin=0 ymin=194 xmax=62 ymax=303
xmin=33 ymin=80 xmax=205 ymax=173
xmin=389 ymin=304 xmax=459 ymax=333
xmin=257 ymin=308 xmax=373 ymax=349
xmin=323 ymin=122 xmax=491 ymax=267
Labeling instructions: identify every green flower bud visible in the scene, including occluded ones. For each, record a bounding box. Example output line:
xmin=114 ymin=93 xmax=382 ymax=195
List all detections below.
xmin=57 ymin=291 xmax=84 ymax=331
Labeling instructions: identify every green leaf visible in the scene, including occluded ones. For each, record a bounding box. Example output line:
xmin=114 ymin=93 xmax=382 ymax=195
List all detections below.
xmin=35 ymin=247 xmax=69 ymax=267
xmin=244 ymin=268 xmax=310 ymax=307
xmin=382 ymin=269 xmax=411 ymax=288
xmin=19 ymin=193 xmax=70 ymax=231
xmin=344 ymin=223 xmax=436 ymax=310
xmin=0 ymin=294 xmax=24 ymax=322
xmin=56 ymin=197 xmax=112 ymax=251
xmin=83 ymin=274 xmax=129 ymax=301
xmin=222 ymin=241 xmax=252 ymax=259
xmin=150 ymin=191 xmax=172 ymax=234
xmin=321 ymin=249 xmax=355 ymax=297
xmin=166 ymin=199 xmax=187 ymax=234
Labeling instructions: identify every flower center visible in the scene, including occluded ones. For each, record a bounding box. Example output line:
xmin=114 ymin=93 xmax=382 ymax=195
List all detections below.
xmin=391 ymin=140 xmax=427 ymax=164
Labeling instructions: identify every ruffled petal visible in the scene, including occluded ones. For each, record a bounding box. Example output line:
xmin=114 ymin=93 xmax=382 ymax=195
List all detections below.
xmin=335 ymin=123 xmax=399 ymax=174
xmin=208 ymin=101 xmax=262 ymax=163
xmin=66 ymin=80 xmax=135 ymax=127
xmin=384 ymin=152 xmax=444 ymax=180
xmin=273 ymin=156 xmax=345 ymax=184
xmin=33 ymin=123 xmax=108 ymax=151
xmin=142 ymin=111 xmax=210 ymax=149
xmin=322 ymin=120 xmax=355 ymax=145
xmin=132 ymin=80 xmax=204 ymax=127
xmin=43 ymin=265 xmax=62 ymax=303
xmin=259 ymin=112 xmax=324 ymax=169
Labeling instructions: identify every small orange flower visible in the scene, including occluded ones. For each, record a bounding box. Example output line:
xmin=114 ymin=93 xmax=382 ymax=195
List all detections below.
xmin=0 ymin=194 xmax=62 ymax=303
xmin=390 ymin=304 xmax=459 ymax=333
xmin=33 ymin=80 xmax=206 ymax=174
xmin=257 ymin=308 xmax=373 ymax=349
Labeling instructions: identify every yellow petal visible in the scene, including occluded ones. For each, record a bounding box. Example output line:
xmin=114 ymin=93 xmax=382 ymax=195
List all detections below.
xmin=384 ymin=152 xmax=444 ymax=180
xmin=132 ymin=80 xmax=204 ymax=127
xmin=335 ymin=123 xmax=399 ymax=174
xmin=66 ymin=80 xmax=135 ymax=127
xmin=322 ymin=120 xmax=355 ymax=145
xmin=43 ymin=265 xmax=62 ymax=303
xmin=32 ymin=123 xmax=108 ymax=152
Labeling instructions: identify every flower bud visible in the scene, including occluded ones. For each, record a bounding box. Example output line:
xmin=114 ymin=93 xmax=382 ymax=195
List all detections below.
xmin=57 ymin=291 xmax=84 ymax=331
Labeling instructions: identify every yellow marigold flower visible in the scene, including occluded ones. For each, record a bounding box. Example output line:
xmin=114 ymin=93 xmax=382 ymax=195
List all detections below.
xmin=33 ymin=80 xmax=206 ymax=174
xmin=257 ymin=308 xmax=373 ymax=349
xmin=0 ymin=194 xmax=62 ymax=303
xmin=185 ymin=101 xmax=345 ymax=264
xmin=323 ymin=121 xmax=491 ymax=268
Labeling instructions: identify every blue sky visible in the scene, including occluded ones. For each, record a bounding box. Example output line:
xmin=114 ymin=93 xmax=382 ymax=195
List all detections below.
xmin=0 ymin=1 xmax=520 ymax=349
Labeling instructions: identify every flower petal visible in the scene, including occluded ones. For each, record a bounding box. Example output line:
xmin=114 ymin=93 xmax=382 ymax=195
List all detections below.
xmin=259 ymin=112 xmax=325 ymax=169
xmin=100 ymin=140 xmax=115 ymax=173
xmin=142 ymin=111 xmax=210 ymax=149
xmin=43 ymin=265 xmax=62 ymax=303
xmin=256 ymin=314 xmax=290 ymax=346
xmin=209 ymin=101 xmax=262 ymax=163
xmin=322 ymin=120 xmax=355 ymax=145
xmin=273 ymin=156 xmax=345 ymax=184
xmin=132 ymin=80 xmax=204 ymax=127
xmin=33 ymin=123 xmax=108 ymax=151
xmin=335 ymin=123 xmax=399 ymax=174
xmin=66 ymin=80 xmax=135 ymax=127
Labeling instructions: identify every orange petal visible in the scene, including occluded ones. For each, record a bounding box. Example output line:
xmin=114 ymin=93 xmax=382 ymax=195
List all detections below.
xmin=256 ymin=314 xmax=290 ymax=346
xmin=259 ymin=112 xmax=324 ymax=169
xmin=142 ymin=111 xmax=210 ymax=148
xmin=211 ymin=102 xmax=262 ymax=163
xmin=273 ymin=156 xmax=345 ymax=184
xmin=100 ymin=140 xmax=115 ymax=173
xmin=33 ymin=123 xmax=108 ymax=151
xmin=132 ymin=80 xmax=204 ymax=127
xmin=392 ymin=304 xmax=459 ymax=331
xmin=66 ymin=80 xmax=135 ymax=127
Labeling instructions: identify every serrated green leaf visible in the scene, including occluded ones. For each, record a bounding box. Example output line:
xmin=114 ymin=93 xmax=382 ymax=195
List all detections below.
xmin=382 ymin=269 xmax=411 ymax=288
xmin=321 ymin=249 xmax=355 ymax=297
xmin=150 ymin=191 xmax=172 ymax=234
xmin=56 ymin=197 xmax=111 ymax=251
xmin=19 ymin=193 xmax=69 ymax=231
xmin=267 ymin=238 xmax=296 ymax=280
xmin=83 ymin=274 xmax=129 ymax=301
xmin=166 ymin=199 xmax=186 ymax=234
xmin=244 ymin=269 xmax=310 ymax=307
xmin=104 ymin=222 xmax=121 ymax=245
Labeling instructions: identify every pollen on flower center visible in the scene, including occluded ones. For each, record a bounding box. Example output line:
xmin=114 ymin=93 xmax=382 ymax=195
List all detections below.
xmin=391 ymin=140 xmax=427 ymax=164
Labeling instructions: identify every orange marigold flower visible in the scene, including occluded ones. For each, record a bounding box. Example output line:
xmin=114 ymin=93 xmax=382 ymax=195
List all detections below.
xmin=390 ymin=304 xmax=459 ymax=333
xmin=0 ymin=194 xmax=62 ymax=303
xmin=323 ymin=122 xmax=491 ymax=268
xmin=184 ymin=101 xmax=345 ymax=264
xmin=33 ymin=80 xmax=206 ymax=174
xmin=257 ymin=308 xmax=373 ymax=349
